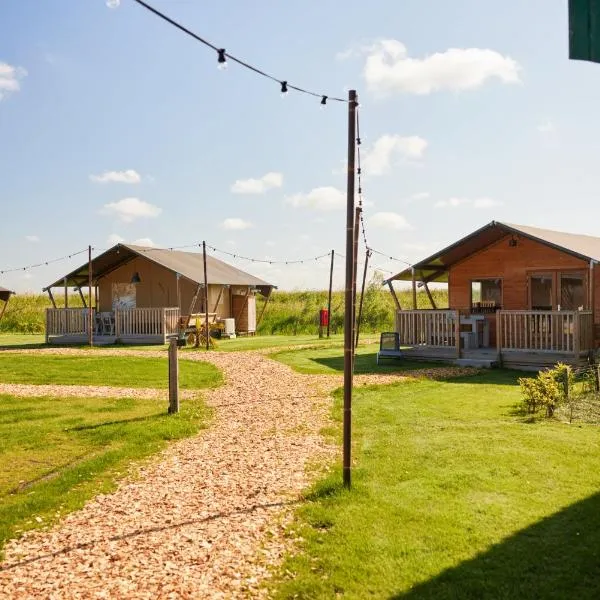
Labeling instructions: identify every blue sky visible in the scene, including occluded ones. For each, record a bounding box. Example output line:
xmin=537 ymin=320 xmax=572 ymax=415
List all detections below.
xmin=2 ymin=0 xmax=600 ymax=293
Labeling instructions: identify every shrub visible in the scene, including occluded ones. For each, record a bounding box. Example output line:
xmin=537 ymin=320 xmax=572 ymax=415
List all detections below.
xmin=518 ymin=363 xmax=573 ymax=418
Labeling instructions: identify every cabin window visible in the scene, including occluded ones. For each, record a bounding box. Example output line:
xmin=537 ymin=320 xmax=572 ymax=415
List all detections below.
xmin=471 ymin=279 xmax=502 ymax=312
xmin=560 ymin=273 xmax=585 ymax=310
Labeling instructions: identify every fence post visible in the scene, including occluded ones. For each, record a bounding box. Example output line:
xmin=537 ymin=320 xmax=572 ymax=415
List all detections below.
xmin=595 ymin=366 xmax=600 ymax=392
xmin=168 ymin=337 xmax=179 ymax=414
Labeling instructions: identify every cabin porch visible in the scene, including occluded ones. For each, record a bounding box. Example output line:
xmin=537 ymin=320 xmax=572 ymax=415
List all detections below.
xmin=395 ymin=309 xmax=594 ymax=370
xmin=45 ymin=307 xmax=180 ymax=345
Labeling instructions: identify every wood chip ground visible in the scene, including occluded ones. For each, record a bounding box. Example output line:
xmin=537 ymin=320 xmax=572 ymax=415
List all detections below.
xmin=0 ymin=348 xmax=472 ymax=598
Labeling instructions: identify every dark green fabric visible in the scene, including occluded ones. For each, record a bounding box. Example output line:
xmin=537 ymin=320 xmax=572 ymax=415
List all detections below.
xmin=570 ymin=0 xmax=600 ymax=63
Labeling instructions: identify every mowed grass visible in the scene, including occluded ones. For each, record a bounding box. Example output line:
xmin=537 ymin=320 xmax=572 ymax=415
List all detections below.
xmin=0 ymin=392 xmax=212 ymax=555
xmin=272 ymin=371 xmax=600 ymax=599
xmin=271 ymin=343 xmax=441 ymax=375
xmin=0 ymin=354 xmax=222 ymax=389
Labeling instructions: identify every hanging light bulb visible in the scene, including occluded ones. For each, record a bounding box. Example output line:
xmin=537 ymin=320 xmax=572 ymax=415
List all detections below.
xmin=280 ymin=81 xmax=288 ymax=97
xmin=217 ymin=48 xmax=227 ymax=70
xmin=320 ymin=95 xmax=328 ymax=108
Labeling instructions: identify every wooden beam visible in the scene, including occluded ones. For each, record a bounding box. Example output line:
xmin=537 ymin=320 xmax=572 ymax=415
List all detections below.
xmin=63 ymin=277 xmax=68 ymax=308
xmin=417 ymin=268 xmax=447 ymax=287
xmin=0 ymin=298 xmax=9 ymax=325
xmin=234 ymin=288 xmax=251 ymax=328
xmin=411 ymin=267 xmax=417 ymax=309
xmin=47 ymin=289 xmax=57 ymax=309
xmin=212 ymin=285 xmax=226 ymax=314
xmin=184 ymin=284 xmax=203 ymax=328
xmin=386 ymin=280 xmax=402 ymax=312
xmin=423 ymin=280 xmax=437 ymax=309
xmin=77 ymin=287 xmax=87 ymax=308
xmin=256 ymin=289 xmax=272 ymax=329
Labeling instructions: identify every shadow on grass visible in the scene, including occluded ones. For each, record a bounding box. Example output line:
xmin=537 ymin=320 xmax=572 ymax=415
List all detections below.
xmin=391 ymin=490 xmax=600 ymax=600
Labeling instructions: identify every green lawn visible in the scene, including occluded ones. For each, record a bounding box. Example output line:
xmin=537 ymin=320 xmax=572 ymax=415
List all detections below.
xmin=0 ymin=354 xmax=222 ymax=389
xmin=271 ymin=370 xmax=600 ymax=599
xmin=0 ymin=334 xmax=45 ymax=348
xmin=0 ymin=392 xmax=211 ymax=555
xmin=271 ymin=343 xmax=442 ymax=375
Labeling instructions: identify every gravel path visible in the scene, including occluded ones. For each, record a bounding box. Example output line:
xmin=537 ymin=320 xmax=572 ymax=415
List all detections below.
xmin=0 ymin=351 xmax=335 ymax=599
xmin=0 ymin=347 xmax=472 ymax=598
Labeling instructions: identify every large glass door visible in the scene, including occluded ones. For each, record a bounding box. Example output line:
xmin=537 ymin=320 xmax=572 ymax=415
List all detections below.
xmin=530 ymin=274 xmax=553 ymax=310
xmin=560 ymin=272 xmax=586 ymax=310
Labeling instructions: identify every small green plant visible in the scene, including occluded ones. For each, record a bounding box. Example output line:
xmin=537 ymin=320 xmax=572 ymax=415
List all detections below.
xmin=519 ymin=363 xmax=573 ymax=418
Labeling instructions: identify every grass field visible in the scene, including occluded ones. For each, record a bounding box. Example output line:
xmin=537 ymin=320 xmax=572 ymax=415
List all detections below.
xmin=0 ymin=392 xmax=211 ymax=555
xmin=0 ymin=354 xmax=223 ymax=389
xmin=272 ymin=371 xmax=600 ymax=599
xmin=270 ymin=343 xmax=441 ymax=375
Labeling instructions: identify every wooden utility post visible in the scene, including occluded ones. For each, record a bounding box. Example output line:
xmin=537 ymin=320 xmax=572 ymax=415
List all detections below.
xmin=327 ymin=250 xmax=334 ymax=338
xmin=202 ymin=241 xmax=210 ymax=351
xmin=88 ymin=245 xmax=93 ymax=347
xmin=168 ymin=337 xmax=180 ymax=413
xmin=355 ymin=248 xmax=371 ymax=349
xmin=343 ymin=89 xmax=357 ymax=489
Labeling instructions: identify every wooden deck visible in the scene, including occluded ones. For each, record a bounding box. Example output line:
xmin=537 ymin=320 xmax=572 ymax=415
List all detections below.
xmin=46 ymin=307 xmax=180 ymax=345
xmin=396 ymin=309 xmax=594 ymax=370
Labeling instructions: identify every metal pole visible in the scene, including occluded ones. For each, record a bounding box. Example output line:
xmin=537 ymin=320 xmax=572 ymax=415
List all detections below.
xmin=203 ymin=241 xmax=210 ymax=351
xmin=327 ymin=250 xmax=334 ymax=338
xmin=355 ymin=248 xmax=371 ymax=349
xmin=343 ymin=89 xmax=357 ymax=488
xmin=88 ymin=245 xmax=93 ymax=347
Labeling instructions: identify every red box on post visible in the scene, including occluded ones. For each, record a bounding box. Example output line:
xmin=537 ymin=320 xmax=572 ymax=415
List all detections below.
xmin=320 ymin=308 xmax=329 ymax=327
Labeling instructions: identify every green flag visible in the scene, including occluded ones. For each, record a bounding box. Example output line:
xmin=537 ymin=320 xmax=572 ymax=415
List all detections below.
xmin=569 ymin=0 xmax=600 ymax=63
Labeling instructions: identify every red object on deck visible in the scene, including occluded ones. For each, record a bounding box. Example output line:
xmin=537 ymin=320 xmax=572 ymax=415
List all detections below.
xmin=320 ymin=308 xmax=329 ymax=327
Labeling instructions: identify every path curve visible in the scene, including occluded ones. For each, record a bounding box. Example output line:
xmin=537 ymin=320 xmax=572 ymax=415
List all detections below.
xmin=0 ymin=350 xmax=335 ymax=599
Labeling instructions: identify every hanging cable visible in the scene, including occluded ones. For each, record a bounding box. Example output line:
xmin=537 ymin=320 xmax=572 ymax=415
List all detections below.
xmin=131 ymin=0 xmax=347 ymax=104
xmin=0 ymin=248 xmax=90 ymax=275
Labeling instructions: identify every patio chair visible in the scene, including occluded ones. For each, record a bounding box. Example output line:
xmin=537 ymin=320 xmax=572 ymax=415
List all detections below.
xmin=102 ymin=313 xmax=115 ymax=336
xmin=376 ymin=332 xmax=403 ymax=365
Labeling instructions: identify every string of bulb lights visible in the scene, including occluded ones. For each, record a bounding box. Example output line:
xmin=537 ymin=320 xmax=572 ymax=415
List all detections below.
xmin=0 ymin=248 xmax=90 ymax=276
xmin=131 ymin=0 xmax=347 ymax=106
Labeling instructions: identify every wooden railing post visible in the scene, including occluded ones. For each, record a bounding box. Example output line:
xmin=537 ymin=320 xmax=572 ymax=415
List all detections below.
xmin=574 ymin=311 xmax=580 ymax=356
xmin=454 ymin=310 xmax=460 ymax=357
xmin=114 ymin=308 xmax=119 ymax=339
xmin=496 ymin=310 xmax=503 ymax=364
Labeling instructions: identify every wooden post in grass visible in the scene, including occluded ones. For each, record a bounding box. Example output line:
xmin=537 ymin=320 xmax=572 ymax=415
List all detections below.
xmin=595 ymin=365 xmax=600 ymax=392
xmin=168 ymin=337 xmax=179 ymax=414
xmin=88 ymin=245 xmax=93 ymax=347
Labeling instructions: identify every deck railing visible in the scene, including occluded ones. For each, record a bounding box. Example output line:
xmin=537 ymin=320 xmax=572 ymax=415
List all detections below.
xmin=45 ymin=308 xmax=93 ymax=341
xmin=497 ymin=310 xmax=593 ymax=354
xmin=46 ymin=307 xmax=180 ymax=341
xmin=396 ymin=310 xmax=459 ymax=348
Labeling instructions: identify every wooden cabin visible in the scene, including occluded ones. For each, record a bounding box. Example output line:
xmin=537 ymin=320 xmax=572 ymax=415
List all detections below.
xmin=43 ymin=244 xmax=275 ymax=345
xmin=386 ymin=221 xmax=600 ymax=370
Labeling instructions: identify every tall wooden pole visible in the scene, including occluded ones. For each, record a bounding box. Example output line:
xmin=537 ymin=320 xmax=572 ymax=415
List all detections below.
xmin=203 ymin=241 xmax=210 ymax=351
xmin=343 ymin=89 xmax=357 ymax=489
xmin=88 ymin=245 xmax=93 ymax=347
xmin=327 ymin=250 xmax=334 ymax=338
xmin=355 ymin=248 xmax=371 ymax=349
xmin=411 ymin=267 xmax=417 ymax=309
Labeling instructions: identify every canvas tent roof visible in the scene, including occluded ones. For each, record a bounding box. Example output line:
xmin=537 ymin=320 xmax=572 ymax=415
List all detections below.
xmin=386 ymin=221 xmax=600 ymax=283
xmin=0 ymin=287 xmax=14 ymax=302
xmin=44 ymin=244 xmax=275 ymax=296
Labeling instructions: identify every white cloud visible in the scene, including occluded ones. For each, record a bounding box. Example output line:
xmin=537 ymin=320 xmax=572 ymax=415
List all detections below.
xmin=434 ymin=196 xmax=501 ymax=209
xmin=0 ymin=62 xmax=27 ymax=101
xmin=369 ymin=212 xmax=412 ymax=230
xmin=221 ymin=218 xmax=253 ymax=230
xmin=231 ymin=172 xmax=283 ymax=194
xmin=25 ymin=235 xmax=39 ymax=243
xmin=363 ymin=134 xmax=428 ymax=175
xmin=473 ymin=197 xmax=503 ymax=209
xmin=409 ymin=192 xmax=430 ymax=201
xmin=285 ymin=186 xmax=345 ymax=211
xmin=360 ymin=40 xmax=520 ymax=95
xmin=106 ymin=0 xmax=120 ymax=7
xmin=537 ymin=120 xmax=556 ymax=134
xmin=107 ymin=233 xmax=124 ymax=245
xmin=101 ymin=197 xmax=162 ymax=222
xmin=265 ymin=240 xmax=276 ymax=247
xmin=90 ymin=169 xmax=142 ymax=184
xmin=132 ymin=237 xmax=154 ymax=247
